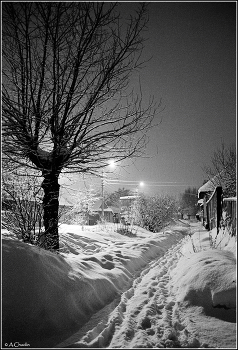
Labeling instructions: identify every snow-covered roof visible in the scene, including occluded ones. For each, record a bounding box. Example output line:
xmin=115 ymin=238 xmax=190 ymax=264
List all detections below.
xmin=59 ymin=196 xmax=75 ymax=206
xmin=110 ymin=206 xmax=120 ymax=213
xmin=91 ymin=199 xmax=113 ymax=212
xmin=120 ymin=195 xmax=138 ymax=200
xmin=198 ymin=180 xmax=216 ymax=194
xmin=223 ymin=197 xmax=236 ymax=202
xmin=198 ymin=172 xmax=224 ymax=197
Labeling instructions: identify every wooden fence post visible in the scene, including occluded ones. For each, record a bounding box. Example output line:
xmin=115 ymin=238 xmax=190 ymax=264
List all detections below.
xmin=216 ymin=186 xmax=222 ymax=236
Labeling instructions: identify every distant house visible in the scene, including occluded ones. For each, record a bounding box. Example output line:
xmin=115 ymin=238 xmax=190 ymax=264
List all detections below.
xmin=197 ymin=177 xmax=222 ymax=229
xmin=198 ymin=167 xmax=236 ymax=200
xmin=197 ymin=179 xmax=215 ymax=221
xmin=198 ymin=174 xmax=223 ymax=201
xmin=88 ymin=200 xmax=121 ymax=224
xmin=197 ymin=172 xmax=237 ymax=233
xmin=88 ymin=199 xmax=113 ymax=224
xmin=59 ymin=195 xmax=121 ymax=225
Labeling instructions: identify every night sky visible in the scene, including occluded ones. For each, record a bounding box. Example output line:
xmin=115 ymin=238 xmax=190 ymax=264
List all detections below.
xmin=60 ymin=1 xmax=236 ymax=202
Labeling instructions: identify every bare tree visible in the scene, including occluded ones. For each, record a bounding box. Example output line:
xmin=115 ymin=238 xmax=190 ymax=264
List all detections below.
xmin=203 ymin=143 xmax=236 ymax=197
xmin=2 ymin=2 xmax=158 ymax=249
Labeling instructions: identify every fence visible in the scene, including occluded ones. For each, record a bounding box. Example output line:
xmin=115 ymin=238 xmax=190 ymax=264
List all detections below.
xmin=222 ymin=197 xmax=237 ymax=236
xmin=202 ymin=186 xmax=222 ymax=234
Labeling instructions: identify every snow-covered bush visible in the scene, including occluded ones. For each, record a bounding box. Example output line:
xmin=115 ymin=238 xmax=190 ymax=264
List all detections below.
xmin=62 ymin=187 xmax=99 ymax=227
xmin=2 ymin=170 xmax=44 ymax=244
xmin=136 ymin=194 xmax=178 ymax=232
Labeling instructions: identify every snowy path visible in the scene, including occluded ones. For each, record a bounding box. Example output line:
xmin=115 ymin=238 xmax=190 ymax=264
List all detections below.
xmin=3 ymin=221 xmax=235 ymax=348
xmin=56 ymin=238 xmax=198 ymax=348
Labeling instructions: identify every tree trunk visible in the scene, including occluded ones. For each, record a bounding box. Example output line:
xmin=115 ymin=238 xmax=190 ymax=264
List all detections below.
xmin=41 ymin=172 xmax=60 ymax=250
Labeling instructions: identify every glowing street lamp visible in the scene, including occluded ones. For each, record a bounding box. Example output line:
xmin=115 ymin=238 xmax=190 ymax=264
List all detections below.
xmin=135 ymin=181 xmax=144 ymax=195
xmin=108 ymin=159 xmax=116 ymax=169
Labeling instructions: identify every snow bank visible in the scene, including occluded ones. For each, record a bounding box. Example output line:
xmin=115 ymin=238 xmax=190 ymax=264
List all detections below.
xmin=171 ymin=249 xmax=236 ymax=310
xmin=57 ymin=223 xmax=237 ymax=349
xmin=3 ymin=221 xmax=236 ymax=348
xmin=2 ymin=223 xmax=187 ymax=348
xmin=2 ymin=238 xmax=118 ymax=348
xmin=172 ymin=223 xmax=236 ymax=306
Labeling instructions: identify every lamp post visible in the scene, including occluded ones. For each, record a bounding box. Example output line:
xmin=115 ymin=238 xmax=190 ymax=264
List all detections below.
xmin=101 ymin=170 xmax=105 ymax=219
xmin=101 ymin=160 xmax=116 ymax=220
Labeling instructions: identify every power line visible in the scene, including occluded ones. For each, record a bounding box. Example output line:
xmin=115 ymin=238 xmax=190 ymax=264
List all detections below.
xmin=105 ymin=179 xmax=186 ymax=184
xmin=105 ymin=179 xmax=187 ymax=186
xmin=104 ymin=182 xmax=188 ymax=187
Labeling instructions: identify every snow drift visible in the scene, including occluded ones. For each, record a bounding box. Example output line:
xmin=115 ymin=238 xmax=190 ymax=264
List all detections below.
xmin=171 ymin=249 xmax=236 ymax=310
xmin=2 ymin=221 xmax=236 ymax=348
xmin=2 ymin=223 xmax=187 ymax=348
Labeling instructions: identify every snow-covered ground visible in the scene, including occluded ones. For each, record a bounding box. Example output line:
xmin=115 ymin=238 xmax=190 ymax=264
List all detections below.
xmin=2 ymin=220 xmax=236 ymax=348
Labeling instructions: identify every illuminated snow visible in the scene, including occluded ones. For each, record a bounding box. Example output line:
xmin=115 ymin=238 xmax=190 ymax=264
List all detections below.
xmin=2 ymin=221 xmax=236 ymax=348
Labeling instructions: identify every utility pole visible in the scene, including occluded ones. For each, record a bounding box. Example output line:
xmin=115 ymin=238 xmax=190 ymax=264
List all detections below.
xmin=101 ymin=170 xmax=104 ymax=219
xmin=101 ymin=161 xmax=116 ymax=221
